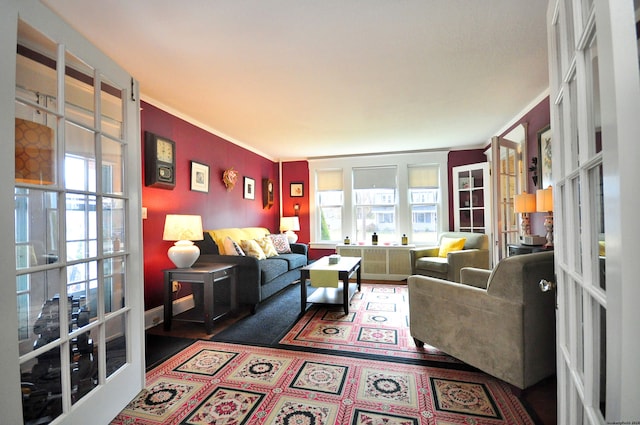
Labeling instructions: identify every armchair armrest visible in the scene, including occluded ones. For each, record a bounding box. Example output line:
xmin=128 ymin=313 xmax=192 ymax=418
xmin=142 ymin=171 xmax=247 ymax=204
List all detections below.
xmin=460 ymin=267 xmax=491 ymax=289
xmin=409 ymin=246 xmax=439 ymax=273
xmin=446 ymin=249 xmax=490 ymax=282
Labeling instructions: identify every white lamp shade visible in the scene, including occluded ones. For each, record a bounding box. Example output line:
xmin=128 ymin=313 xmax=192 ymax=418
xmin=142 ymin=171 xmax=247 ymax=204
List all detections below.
xmin=163 ymin=214 xmax=204 ymax=268
xmin=280 ymin=216 xmax=300 ymax=244
xmin=514 ymin=192 xmax=537 ymax=213
xmin=280 ymin=216 xmax=300 ymax=232
xmin=536 ymin=187 xmax=554 ymax=212
xmin=163 ymin=214 xmax=204 ymax=241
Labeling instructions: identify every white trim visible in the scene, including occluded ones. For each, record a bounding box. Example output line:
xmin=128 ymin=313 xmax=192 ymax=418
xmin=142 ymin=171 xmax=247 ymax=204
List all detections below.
xmin=144 ymin=295 xmax=196 ymax=329
xmin=142 ymin=95 xmax=276 ymax=162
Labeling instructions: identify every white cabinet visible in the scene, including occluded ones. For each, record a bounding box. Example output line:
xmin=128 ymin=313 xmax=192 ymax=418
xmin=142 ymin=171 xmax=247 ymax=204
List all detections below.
xmin=336 ymin=244 xmax=415 ymax=280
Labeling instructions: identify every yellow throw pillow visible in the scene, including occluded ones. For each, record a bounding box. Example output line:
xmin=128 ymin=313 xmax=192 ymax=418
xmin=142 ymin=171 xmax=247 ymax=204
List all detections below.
xmin=240 ymin=239 xmax=266 ymax=260
xmin=438 ymin=237 xmax=467 ymax=258
xmin=256 ymin=236 xmax=279 ymax=257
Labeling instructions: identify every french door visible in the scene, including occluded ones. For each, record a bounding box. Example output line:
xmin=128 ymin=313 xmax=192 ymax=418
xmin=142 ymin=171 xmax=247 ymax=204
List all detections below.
xmin=548 ymin=0 xmax=640 ymax=422
xmin=1 ymin=1 xmax=145 ymax=423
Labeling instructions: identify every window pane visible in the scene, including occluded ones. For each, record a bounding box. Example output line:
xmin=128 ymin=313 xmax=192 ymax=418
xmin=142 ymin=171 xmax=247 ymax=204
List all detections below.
xmin=320 ymin=206 xmax=342 ymax=241
xmin=411 ymin=204 xmax=438 ymax=244
xmin=105 ymin=257 xmax=126 ymax=314
xmin=100 ymin=74 xmax=123 ymax=139
xmin=66 ymin=193 xmax=97 ymax=261
xmin=65 ymin=123 xmax=97 ymax=191
xmin=65 ymin=49 xmax=95 ymax=128
xmin=17 ymin=269 xmax=61 ymax=354
xmin=355 ymin=205 xmax=396 ymax=243
xmin=15 ymin=188 xmax=59 ymax=268
xmin=102 ymin=136 xmax=124 ymax=194
xmin=106 ymin=313 xmax=127 ymax=378
xmin=21 ymin=346 xmax=63 ymax=423
xmin=103 ymin=197 xmax=125 ymax=254
xmin=67 ymin=260 xmax=98 ymax=322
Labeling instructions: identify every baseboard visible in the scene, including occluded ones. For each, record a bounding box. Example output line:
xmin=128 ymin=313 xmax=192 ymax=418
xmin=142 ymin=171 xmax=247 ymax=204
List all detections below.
xmin=144 ymin=295 xmax=195 ymax=330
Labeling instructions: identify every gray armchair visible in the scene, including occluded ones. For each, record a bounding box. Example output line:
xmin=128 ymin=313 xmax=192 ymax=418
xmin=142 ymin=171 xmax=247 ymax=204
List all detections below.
xmin=407 ymin=251 xmax=556 ymax=390
xmin=409 ymin=231 xmax=489 ymax=282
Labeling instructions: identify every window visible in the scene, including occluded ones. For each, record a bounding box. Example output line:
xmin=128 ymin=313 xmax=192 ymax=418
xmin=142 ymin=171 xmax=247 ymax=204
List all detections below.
xmin=309 ymin=152 xmax=447 ymax=246
xmin=408 ymin=164 xmax=440 ymax=244
xmin=353 ymin=166 xmax=397 ymax=244
xmin=316 ymin=169 xmax=343 ymax=241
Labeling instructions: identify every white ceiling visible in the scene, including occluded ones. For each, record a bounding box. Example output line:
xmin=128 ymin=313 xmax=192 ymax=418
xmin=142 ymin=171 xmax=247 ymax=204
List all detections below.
xmin=41 ymin=0 xmax=549 ymax=161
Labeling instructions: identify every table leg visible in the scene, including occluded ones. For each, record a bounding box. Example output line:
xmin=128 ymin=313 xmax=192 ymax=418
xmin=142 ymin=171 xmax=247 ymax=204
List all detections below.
xmin=342 ymin=272 xmax=349 ymax=315
xmin=356 ymin=262 xmax=361 ymax=292
xmin=203 ymin=276 xmax=214 ymax=334
xmin=300 ymin=270 xmax=308 ymax=313
xmin=163 ymin=272 xmax=172 ymax=331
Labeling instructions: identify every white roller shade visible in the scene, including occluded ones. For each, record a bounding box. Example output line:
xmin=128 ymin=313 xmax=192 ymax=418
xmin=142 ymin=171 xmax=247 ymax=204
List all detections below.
xmin=408 ymin=164 xmax=439 ymax=188
xmin=317 ymin=169 xmax=343 ymax=191
xmin=353 ymin=166 xmax=397 ymax=189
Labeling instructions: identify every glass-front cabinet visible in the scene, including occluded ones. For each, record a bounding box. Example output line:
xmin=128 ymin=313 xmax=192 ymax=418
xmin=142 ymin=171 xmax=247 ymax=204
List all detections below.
xmin=452 ymin=163 xmax=491 ymax=235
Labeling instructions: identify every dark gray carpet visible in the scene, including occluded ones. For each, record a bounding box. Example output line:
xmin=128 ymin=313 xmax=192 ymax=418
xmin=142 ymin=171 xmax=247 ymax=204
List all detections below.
xmin=211 ymin=282 xmax=315 ymax=346
xmin=145 ymin=334 xmax=195 ymax=371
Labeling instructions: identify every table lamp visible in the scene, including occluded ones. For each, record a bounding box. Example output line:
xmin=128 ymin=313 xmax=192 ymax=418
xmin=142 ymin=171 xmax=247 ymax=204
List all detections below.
xmin=163 ymin=214 xmax=204 ymax=268
xmin=280 ymin=216 xmax=300 ymax=244
xmin=514 ymin=192 xmax=537 ymax=236
xmin=536 ymin=186 xmax=554 ymax=247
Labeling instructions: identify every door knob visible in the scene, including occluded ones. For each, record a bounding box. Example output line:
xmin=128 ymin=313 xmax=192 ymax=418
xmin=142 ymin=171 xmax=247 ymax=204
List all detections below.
xmin=539 ymin=279 xmax=556 ymax=292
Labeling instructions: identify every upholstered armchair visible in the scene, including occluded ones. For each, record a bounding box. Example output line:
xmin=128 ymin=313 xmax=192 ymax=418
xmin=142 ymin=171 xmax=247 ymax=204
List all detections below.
xmin=407 ymin=251 xmax=556 ymax=390
xmin=409 ymin=231 xmax=489 ymax=282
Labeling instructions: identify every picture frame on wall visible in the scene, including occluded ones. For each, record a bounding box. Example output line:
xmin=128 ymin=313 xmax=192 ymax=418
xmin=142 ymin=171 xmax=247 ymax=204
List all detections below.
xmin=537 ymin=125 xmax=552 ymax=189
xmin=290 ymin=182 xmax=304 ymax=197
xmin=244 ymin=177 xmax=255 ymax=200
xmin=190 ymin=161 xmax=209 ymax=193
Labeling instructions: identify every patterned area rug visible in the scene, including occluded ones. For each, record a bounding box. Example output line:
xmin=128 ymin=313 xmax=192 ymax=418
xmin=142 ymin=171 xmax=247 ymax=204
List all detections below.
xmin=112 ymin=340 xmax=535 ymax=424
xmin=279 ymin=283 xmax=456 ymax=363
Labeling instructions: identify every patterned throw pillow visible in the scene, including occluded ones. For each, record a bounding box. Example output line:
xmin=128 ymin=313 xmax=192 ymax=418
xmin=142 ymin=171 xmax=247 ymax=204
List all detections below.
xmin=269 ymin=233 xmax=291 ymax=254
xmin=240 ymin=239 xmax=266 ymax=260
xmin=256 ymin=236 xmax=279 ymax=257
xmin=223 ymin=236 xmax=245 ymax=256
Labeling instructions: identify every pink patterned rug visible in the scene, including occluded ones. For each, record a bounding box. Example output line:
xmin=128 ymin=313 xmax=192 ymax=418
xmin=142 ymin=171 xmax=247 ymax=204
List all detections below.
xmin=112 ymin=340 xmax=535 ymax=424
xmin=279 ymin=283 xmax=457 ymax=363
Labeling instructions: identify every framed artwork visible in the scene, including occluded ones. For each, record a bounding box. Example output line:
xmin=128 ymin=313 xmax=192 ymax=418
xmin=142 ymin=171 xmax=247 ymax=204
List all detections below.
xmin=190 ymin=161 xmax=209 ymax=193
xmin=290 ymin=182 xmax=304 ymax=197
xmin=244 ymin=176 xmax=255 ymax=200
xmin=537 ymin=125 xmax=552 ymax=189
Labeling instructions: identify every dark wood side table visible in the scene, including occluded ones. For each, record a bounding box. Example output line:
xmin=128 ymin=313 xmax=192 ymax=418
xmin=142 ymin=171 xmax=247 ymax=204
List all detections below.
xmin=164 ymin=263 xmax=237 ymax=334
xmin=507 ymin=244 xmax=554 ymax=256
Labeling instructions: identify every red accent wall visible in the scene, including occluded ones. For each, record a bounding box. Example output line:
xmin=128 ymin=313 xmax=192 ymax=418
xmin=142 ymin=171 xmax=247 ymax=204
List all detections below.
xmin=141 ymin=101 xmax=279 ymax=310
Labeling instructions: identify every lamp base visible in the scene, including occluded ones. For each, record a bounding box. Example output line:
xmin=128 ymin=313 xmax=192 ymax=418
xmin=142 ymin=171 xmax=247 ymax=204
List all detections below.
xmin=168 ymin=240 xmax=201 ymax=268
xmin=543 ymin=214 xmax=554 ymax=248
xmin=284 ymin=230 xmax=298 ymax=244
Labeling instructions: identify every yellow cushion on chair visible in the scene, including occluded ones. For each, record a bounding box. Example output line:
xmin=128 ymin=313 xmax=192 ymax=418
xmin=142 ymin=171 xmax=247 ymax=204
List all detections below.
xmin=438 ymin=237 xmax=467 ymax=258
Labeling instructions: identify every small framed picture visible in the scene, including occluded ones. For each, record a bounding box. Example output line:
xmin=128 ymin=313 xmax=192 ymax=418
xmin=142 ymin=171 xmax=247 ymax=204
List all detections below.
xmin=244 ymin=176 xmax=255 ymax=200
xmin=190 ymin=161 xmax=209 ymax=193
xmin=290 ymin=182 xmax=304 ymax=197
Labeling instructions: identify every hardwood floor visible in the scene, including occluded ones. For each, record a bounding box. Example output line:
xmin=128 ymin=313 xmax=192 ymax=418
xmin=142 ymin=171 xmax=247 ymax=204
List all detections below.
xmin=148 ymin=279 xmax=557 ymax=424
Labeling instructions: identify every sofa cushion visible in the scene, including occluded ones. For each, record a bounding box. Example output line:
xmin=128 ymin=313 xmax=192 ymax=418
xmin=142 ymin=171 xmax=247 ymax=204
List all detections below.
xmin=223 ymin=236 xmax=245 ymax=256
xmin=241 ymin=239 xmax=266 ymax=260
xmin=260 ymin=258 xmax=289 ymax=283
xmin=415 ymin=256 xmax=449 ymax=274
xmin=208 ymin=227 xmax=270 ymax=254
xmin=276 ymin=252 xmax=308 ymax=269
xmin=269 ymin=233 xmax=292 ymax=254
xmin=256 ymin=236 xmax=279 ymax=257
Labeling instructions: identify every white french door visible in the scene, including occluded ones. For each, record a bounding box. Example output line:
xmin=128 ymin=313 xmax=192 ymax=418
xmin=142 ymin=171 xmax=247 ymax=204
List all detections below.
xmin=1 ymin=1 xmax=145 ymax=424
xmin=548 ymin=0 xmax=640 ymax=422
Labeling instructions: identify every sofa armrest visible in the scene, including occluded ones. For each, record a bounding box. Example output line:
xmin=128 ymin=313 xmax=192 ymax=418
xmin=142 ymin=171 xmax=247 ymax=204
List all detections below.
xmin=289 ymin=243 xmax=308 ymax=257
xmin=195 ymin=254 xmax=261 ymax=306
xmin=460 ymin=267 xmax=491 ymax=289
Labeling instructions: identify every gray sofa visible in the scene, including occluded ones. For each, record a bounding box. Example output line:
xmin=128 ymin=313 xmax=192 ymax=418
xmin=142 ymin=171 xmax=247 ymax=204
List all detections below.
xmin=195 ymin=231 xmax=308 ymax=313
xmin=408 ymin=251 xmax=556 ymax=389
xmin=409 ymin=231 xmax=490 ymax=282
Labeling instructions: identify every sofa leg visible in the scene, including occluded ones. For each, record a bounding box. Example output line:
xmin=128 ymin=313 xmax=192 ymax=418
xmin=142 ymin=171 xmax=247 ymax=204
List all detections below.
xmin=413 ymin=337 xmax=424 ymax=347
xmin=250 ymin=304 xmax=257 ymax=315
